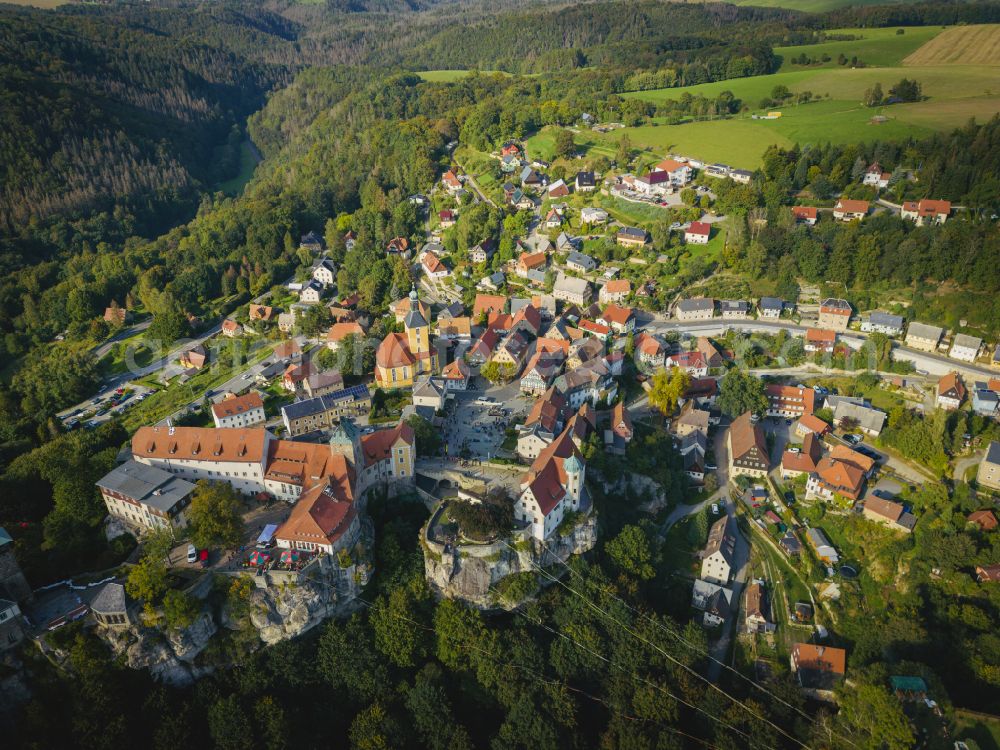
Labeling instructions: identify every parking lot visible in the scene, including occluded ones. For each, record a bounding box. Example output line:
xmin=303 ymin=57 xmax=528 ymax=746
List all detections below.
xmin=168 ymin=500 xmax=292 ymax=571
xmin=441 ymin=380 xmax=530 ymax=460
xmin=61 ymin=383 xmax=156 ymax=430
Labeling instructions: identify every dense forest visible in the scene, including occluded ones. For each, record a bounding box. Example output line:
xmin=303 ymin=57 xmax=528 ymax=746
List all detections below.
xmin=2 ymin=0 xmax=1000 ymax=745
xmin=7 ymin=489 xmax=922 ymax=750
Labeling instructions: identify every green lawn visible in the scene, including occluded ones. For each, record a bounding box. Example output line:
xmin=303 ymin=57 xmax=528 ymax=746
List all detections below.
xmin=730 ymin=0 xmax=923 ymax=11
xmin=954 ymin=710 xmax=1000 ymax=750
xmin=613 ymin=61 xmax=1000 ymax=168
xmin=416 ymin=69 xmax=508 ymax=82
xmin=596 ymin=193 xmax=677 ymax=227
xmin=215 ymin=141 xmax=259 ymax=197
xmin=624 ymin=69 xmax=819 ymax=106
xmin=774 ymin=26 xmax=946 ymax=71
xmin=99 ymin=339 xmax=156 ymax=376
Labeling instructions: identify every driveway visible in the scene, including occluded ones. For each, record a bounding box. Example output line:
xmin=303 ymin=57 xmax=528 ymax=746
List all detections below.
xmin=953 ymin=450 xmax=984 ymax=482
xmin=657 ymin=423 xmax=730 ymax=537
xmin=707 ymin=494 xmax=750 ymax=682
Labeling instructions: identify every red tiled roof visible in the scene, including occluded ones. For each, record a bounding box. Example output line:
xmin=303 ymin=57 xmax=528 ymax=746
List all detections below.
xmin=600 ymin=304 xmax=634 ymax=326
xmin=525 ymin=387 xmax=568 ymax=433
xmin=792 ymin=643 xmax=846 ymax=676
xmin=422 ymin=251 xmax=447 ymax=275
xmin=730 ymin=412 xmax=769 ymax=467
xmin=512 ymin=304 xmax=542 ymax=333
xmin=442 ymin=359 xmax=470 ymax=380
xmin=249 ymin=304 xmax=274 ymax=321
xmin=655 ymin=158 xmax=685 ymax=173
xmin=806 ymin=328 xmax=837 ymax=344
xmin=669 ymin=351 xmax=708 ymax=370
xmin=133 ymin=426 xmax=268 ymax=463
xmin=603 ymin=279 xmax=631 ymax=294
xmin=797 ymin=414 xmax=830 ymax=435
xmin=265 ymin=440 xmax=354 ymax=493
xmin=864 ymin=496 xmax=905 ymax=522
xmin=474 ymin=294 xmax=507 ymax=317
xmin=275 ymin=478 xmax=357 ymax=548
xmin=536 ymin=337 xmax=570 ymax=355
xmin=518 ymin=251 xmax=547 ymax=271
xmin=360 ymin=421 xmax=414 ymax=468
xmin=579 ymin=320 xmax=610 ymax=336
xmin=835 ymin=199 xmax=869 ymax=214
xmin=904 ymin=198 xmax=951 ymax=217
xmin=211 ymin=392 xmax=263 ymax=420
xmin=815 ymin=457 xmax=866 ymax=499
xmin=937 ymin=371 xmax=966 ymax=400
xmin=791 ymin=206 xmax=818 ymax=220
xmin=273 ymin=339 xmax=301 ymax=359
xmin=766 ymin=384 xmax=816 ymax=414
xmin=635 ymin=331 xmax=664 ymax=357
xmin=686 ymin=221 xmax=711 ymax=237
xmin=968 ymin=510 xmax=998 ymax=530
xmin=327 ymin=322 xmax=365 ymax=343
xmin=376 ymin=333 xmax=416 ymax=369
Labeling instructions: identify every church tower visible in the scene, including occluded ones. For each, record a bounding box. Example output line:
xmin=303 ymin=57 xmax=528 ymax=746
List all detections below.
xmin=403 ymin=287 xmax=436 ymax=374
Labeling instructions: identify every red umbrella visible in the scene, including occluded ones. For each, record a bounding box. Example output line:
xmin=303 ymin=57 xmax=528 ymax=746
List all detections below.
xmin=248 ymin=550 xmax=270 ymax=566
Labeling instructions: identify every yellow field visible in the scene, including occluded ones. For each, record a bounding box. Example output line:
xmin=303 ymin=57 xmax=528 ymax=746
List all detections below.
xmin=904 ymin=24 xmax=1000 ymax=66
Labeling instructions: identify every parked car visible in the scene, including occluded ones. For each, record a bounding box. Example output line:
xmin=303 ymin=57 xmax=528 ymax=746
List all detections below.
xmin=187 ymin=544 xmax=197 ymax=564
xmin=711 ymin=503 xmax=720 ymax=515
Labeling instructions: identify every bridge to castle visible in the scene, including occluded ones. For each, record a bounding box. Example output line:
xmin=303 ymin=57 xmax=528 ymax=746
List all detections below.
xmin=414 ymin=458 xmax=524 ymax=508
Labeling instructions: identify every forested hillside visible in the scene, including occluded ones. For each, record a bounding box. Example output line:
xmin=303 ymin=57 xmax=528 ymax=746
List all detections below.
xmin=0 ymin=3 xmax=306 ymax=267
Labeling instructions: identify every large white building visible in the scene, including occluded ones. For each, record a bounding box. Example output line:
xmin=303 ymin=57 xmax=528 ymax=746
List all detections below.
xmin=96 ymin=460 xmax=195 ymax=534
xmin=950 ymin=334 xmax=983 ymax=363
xmin=128 ymin=419 xmax=415 ymax=507
xmin=516 ymin=427 xmax=586 ymax=540
xmin=701 ymin=516 xmax=735 ymax=585
xmin=211 ymin=392 xmax=266 ymax=429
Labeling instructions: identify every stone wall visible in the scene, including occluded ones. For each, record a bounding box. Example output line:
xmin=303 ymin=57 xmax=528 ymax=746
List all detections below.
xmin=423 ymin=513 xmax=598 ymax=609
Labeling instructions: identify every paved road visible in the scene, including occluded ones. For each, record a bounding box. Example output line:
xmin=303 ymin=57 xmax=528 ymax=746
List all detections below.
xmin=657 ymin=425 xmax=731 ymax=537
xmin=707 ymin=493 xmax=750 ymax=682
xmin=953 ymin=450 xmax=984 ymax=482
xmin=91 ymin=319 xmax=152 ymax=360
xmin=638 ymin=313 xmax=999 ymax=381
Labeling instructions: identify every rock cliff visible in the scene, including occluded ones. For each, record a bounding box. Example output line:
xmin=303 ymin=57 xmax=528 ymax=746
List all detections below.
xmin=424 ymin=514 xmax=597 ymax=608
xmin=93 ymin=555 xmax=370 ymax=685
xmin=99 ymin=611 xmax=217 ymax=687
xmin=246 ymin=557 xmax=368 ymax=645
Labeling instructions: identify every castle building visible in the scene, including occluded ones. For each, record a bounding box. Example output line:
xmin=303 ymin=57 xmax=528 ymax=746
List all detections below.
xmin=124 ymin=418 xmax=415 ymax=511
xmin=515 ymin=427 xmax=586 ymax=540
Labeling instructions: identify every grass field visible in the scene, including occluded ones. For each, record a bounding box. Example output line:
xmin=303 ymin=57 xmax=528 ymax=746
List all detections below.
xmin=416 ymin=69 xmax=507 ymax=82
xmin=730 ymin=0 xmax=920 ymax=11
xmin=615 ymin=49 xmax=1000 ymax=168
xmin=215 ymin=141 xmax=259 ymax=197
xmin=904 ymin=24 xmax=1000 ymax=66
xmin=774 ymin=26 xmax=945 ymax=70
xmin=1 ymin=0 xmax=68 ymax=7
xmin=955 ymin=710 xmax=1000 ymax=750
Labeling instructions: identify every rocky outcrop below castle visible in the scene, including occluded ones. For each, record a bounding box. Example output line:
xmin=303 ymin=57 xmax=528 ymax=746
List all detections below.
xmin=99 ymin=610 xmax=218 ymax=687
xmin=241 ymin=554 xmax=369 ymax=646
xmin=423 ymin=513 xmax=597 ymax=609
xmin=92 ymin=549 xmax=370 ymax=686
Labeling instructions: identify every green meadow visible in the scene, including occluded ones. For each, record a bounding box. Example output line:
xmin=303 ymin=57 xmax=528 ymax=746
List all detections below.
xmin=612 ymin=48 xmax=1000 ymax=168
xmin=774 ymin=26 xmax=945 ymax=70
xmin=729 ymin=0 xmax=923 ymax=11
